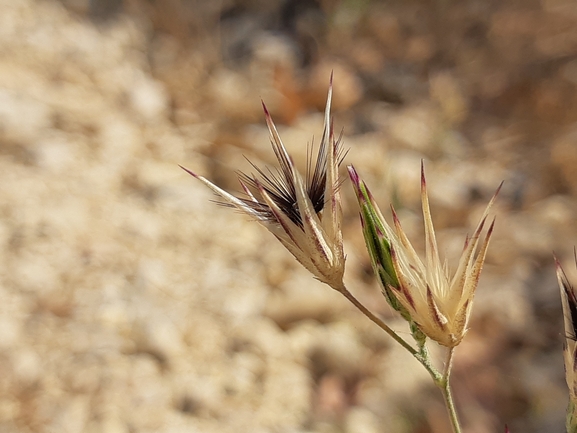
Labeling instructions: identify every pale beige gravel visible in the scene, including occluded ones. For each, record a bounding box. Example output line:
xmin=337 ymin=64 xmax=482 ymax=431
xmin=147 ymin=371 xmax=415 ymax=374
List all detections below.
xmin=0 ymin=1 xmax=574 ymax=433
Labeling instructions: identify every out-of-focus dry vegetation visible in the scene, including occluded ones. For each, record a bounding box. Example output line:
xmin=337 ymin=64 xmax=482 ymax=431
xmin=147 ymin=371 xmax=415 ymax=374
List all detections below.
xmin=1 ymin=0 xmax=577 ymax=432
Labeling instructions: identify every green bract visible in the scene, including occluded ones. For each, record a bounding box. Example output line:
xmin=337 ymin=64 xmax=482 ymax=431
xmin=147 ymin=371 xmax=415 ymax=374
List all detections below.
xmin=349 ymin=167 xmax=403 ymax=313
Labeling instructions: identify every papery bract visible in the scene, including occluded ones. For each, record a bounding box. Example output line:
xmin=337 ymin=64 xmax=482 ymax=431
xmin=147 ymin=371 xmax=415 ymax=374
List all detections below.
xmin=348 ymin=163 xmax=499 ymax=347
xmin=182 ymin=77 xmax=346 ymax=289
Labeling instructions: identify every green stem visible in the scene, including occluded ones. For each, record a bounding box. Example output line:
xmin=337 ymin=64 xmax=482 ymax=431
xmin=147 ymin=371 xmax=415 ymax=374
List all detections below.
xmin=336 ymin=284 xmax=461 ymax=432
xmin=439 ymin=347 xmax=462 ymax=433
xmin=337 ymin=285 xmax=441 ymax=381
xmin=419 ymin=343 xmax=443 ymax=384
xmin=338 ymin=284 xmax=417 ymax=356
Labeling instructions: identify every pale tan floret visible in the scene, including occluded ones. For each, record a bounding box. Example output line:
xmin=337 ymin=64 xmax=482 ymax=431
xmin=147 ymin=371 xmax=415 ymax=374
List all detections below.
xmin=387 ymin=165 xmax=498 ymax=347
xmin=181 ymin=79 xmax=345 ymax=289
xmin=353 ymin=162 xmax=499 ymax=347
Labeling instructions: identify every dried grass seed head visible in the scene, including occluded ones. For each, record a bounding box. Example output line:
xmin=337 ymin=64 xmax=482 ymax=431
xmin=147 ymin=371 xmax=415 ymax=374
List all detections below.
xmin=181 ymin=78 xmax=346 ymax=288
xmin=349 ymin=162 xmax=500 ymax=347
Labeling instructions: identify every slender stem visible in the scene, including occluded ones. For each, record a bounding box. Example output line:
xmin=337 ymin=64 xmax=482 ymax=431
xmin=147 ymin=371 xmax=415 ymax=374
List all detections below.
xmin=338 ymin=285 xmax=417 ymax=355
xmin=443 ymin=346 xmax=455 ymax=381
xmin=336 ymin=284 xmax=444 ymax=380
xmin=337 ymin=283 xmax=461 ymax=431
xmin=419 ymin=343 xmax=443 ymax=384
xmin=440 ymin=347 xmax=462 ymax=433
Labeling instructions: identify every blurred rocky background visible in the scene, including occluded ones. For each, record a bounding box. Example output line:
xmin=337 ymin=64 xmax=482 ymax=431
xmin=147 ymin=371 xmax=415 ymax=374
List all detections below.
xmin=0 ymin=0 xmax=576 ymax=432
